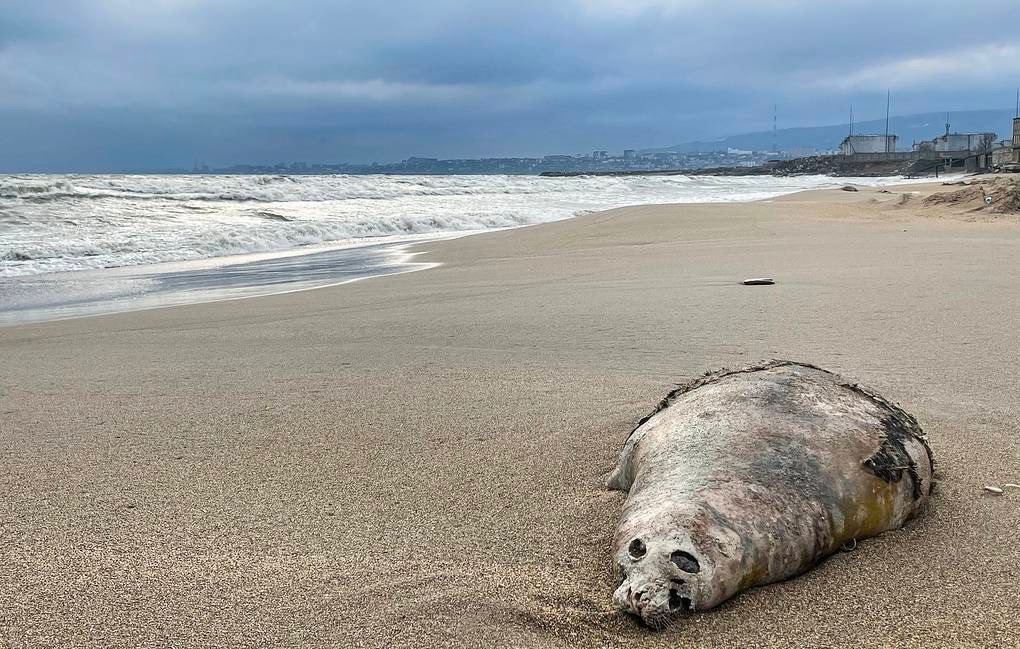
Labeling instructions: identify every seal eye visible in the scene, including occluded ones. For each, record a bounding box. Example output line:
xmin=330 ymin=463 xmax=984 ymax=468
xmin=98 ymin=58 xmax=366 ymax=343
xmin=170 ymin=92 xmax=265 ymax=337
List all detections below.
xmin=670 ymin=550 xmax=700 ymax=573
xmin=628 ymin=538 xmax=647 ymax=560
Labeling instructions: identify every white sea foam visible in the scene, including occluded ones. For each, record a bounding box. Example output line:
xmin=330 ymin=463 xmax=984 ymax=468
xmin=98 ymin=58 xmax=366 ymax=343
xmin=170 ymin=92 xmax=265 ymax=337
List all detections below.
xmin=0 ymin=173 xmax=903 ymax=277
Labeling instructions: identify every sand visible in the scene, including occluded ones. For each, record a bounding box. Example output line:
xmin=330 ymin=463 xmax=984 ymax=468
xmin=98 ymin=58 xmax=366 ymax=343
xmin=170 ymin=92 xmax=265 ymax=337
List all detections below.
xmin=2 ymin=180 xmax=1019 ymax=648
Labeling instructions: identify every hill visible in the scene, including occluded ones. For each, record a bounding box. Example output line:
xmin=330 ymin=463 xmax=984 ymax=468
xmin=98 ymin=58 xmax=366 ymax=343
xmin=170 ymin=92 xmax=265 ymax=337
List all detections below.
xmin=651 ymin=109 xmax=1015 ymax=154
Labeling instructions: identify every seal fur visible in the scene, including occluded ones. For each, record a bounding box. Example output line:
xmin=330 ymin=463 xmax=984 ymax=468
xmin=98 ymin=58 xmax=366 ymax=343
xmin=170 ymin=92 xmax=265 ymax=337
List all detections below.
xmin=608 ymin=360 xmax=934 ymax=627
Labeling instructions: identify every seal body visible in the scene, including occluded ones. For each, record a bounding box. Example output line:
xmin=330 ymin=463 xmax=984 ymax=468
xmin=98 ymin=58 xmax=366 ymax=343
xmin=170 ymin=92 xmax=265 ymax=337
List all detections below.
xmin=608 ymin=360 xmax=934 ymax=627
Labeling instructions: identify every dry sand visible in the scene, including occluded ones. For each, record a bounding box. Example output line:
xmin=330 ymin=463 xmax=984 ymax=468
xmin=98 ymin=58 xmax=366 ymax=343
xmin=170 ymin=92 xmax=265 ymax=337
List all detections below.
xmin=2 ymin=180 xmax=1019 ymax=648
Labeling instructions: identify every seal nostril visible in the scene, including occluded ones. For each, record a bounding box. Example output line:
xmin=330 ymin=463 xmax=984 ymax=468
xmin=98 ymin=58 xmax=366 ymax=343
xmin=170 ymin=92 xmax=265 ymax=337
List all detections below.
xmin=634 ymin=587 xmax=650 ymax=604
xmin=670 ymin=550 xmax=700 ymax=573
xmin=628 ymin=538 xmax=647 ymax=560
xmin=668 ymin=588 xmax=692 ymax=612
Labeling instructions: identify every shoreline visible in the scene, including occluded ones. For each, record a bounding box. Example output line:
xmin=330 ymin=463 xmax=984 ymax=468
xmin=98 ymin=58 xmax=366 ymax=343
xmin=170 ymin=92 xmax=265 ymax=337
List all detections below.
xmin=2 ymin=178 xmax=1018 ymax=648
xmin=0 ymin=174 xmax=949 ymax=327
xmin=0 ymin=240 xmax=442 ymax=327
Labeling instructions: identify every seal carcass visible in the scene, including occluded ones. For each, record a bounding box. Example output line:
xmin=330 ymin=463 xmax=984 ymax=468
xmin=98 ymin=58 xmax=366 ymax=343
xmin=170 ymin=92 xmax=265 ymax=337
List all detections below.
xmin=608 ymin=360 xmax=934 ymax=627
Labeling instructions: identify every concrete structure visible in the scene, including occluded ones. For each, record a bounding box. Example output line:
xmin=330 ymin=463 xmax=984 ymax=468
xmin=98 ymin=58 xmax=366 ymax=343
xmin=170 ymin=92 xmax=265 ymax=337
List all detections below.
xmin=933 ymin=132 xmax=995 ymax=153
xmin=845 ymin=151 xmax=919 ymax=162
xmin=830 ymin=117 xmax=1016 ymax=172
xmin=1013 ymin=117 xmax=1020 ymax=163
xmin=991 ymin=145 xmax=1014 ymax=167
xmin=839 ymin=134 xmax=897 ymax=155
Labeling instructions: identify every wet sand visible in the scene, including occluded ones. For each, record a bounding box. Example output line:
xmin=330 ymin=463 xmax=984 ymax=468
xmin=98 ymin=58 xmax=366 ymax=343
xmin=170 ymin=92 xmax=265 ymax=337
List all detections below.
xmin=2 ymin=181 xmax=1019 ymax=647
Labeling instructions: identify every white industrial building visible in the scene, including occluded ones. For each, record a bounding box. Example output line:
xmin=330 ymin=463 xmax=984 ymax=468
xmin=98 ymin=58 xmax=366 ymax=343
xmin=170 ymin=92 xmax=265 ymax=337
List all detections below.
xmin=913 ymin=118 xmax=997 ymax=153
xmin=839 ymin=134 xmax=897 ymax=155
xmin=932 ymin=132 xmax=995 ymax=152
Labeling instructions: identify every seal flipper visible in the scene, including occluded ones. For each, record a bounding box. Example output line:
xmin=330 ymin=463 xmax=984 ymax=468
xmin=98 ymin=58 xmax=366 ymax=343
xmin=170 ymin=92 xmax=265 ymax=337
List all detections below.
xmin=839 ymin=381 xmax=934 ymax=501
xmin=607 ymin=442 xmax=634 ymax=490
xmin=608 ymin=424 xmax=647 ymax=491
xmin=607 ymin=464 xmax=630 ymax=492
xmin=608 ymin=432 xmax=643 ymax=491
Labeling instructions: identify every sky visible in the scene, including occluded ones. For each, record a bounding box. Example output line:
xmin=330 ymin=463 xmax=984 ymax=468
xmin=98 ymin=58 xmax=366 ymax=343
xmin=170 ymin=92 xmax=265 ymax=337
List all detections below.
xmin=2 ymin=0 xmax=1019 ymax=171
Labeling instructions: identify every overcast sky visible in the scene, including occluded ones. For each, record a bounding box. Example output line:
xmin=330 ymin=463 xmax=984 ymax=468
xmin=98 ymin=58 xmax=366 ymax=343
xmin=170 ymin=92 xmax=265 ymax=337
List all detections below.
xmin=2 ymin=0 xmax=1019 ymax=171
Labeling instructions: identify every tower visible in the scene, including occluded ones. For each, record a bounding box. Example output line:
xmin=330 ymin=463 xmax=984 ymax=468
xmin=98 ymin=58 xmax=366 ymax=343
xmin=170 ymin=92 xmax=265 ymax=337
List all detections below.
xmin=884 ymin=90 xmax=891 ymax=153
xmin=773 ymin=104 xmax=777 ymax=154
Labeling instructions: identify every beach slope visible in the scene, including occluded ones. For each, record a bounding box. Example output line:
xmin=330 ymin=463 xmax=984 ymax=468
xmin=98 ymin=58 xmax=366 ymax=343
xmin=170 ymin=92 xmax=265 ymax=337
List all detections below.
xmin=2 ymin=182 xmax=1018 ymax=648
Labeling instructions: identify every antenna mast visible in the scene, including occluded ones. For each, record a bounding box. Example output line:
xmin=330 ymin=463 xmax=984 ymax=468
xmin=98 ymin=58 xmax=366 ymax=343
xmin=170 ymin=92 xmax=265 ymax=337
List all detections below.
xmin=773 ymin=104 xmax=777 ymax=154
xmin=884 ymin=90 xmax=891 ymax=152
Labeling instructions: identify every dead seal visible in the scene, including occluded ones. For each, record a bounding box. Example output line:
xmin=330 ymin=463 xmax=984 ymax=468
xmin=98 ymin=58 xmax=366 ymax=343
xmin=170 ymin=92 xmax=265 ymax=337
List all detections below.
xmin=608 ymin=360 xmax=934 ymax=627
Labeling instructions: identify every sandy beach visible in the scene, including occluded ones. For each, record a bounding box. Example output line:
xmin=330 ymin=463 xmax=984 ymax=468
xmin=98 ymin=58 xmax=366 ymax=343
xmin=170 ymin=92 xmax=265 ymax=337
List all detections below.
xmin=2 ymin=180 xmax=1019 ymax=648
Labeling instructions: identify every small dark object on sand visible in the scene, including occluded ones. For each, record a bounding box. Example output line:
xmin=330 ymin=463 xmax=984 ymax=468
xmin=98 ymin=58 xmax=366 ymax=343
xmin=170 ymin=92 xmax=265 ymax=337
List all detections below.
xmin=841 ymin=185 xmax=858 ymax=192
xmin=741 ymin=278 xmax=774 ymax=285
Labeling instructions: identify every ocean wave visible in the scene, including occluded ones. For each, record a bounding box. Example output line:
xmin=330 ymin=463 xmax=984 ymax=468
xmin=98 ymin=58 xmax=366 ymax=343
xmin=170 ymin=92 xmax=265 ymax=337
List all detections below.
xmin=254 ymin=210 xmax=297 ymax=222
xmin=0 ymin=174 xmax=583 ymax=204
xmin=1 ymin=173 xmax=903 ymax=278
xmin=0 ymin=205 xmax=546 ymax=277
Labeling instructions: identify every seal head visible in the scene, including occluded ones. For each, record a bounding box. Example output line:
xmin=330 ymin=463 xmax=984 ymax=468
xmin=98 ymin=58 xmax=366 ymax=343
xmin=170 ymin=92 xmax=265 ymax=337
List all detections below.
xmin=613 ymin=535 xmax=700 ymax=627
xmin=612 ymin=502 xmax=741 ymax=628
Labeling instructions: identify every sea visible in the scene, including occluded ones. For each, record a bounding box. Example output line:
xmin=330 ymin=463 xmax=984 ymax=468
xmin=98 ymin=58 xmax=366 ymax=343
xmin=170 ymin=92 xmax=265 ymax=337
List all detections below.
xmin=0 ymin=173 xmax=905 ymax=324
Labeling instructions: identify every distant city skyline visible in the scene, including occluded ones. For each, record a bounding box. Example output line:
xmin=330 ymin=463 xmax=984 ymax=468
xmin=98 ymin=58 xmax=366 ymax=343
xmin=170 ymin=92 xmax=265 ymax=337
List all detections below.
xmin=110 ymin=108 xmax=1020 ymax=174
xmin=2 ymin=1 xmax=1020 ymax=172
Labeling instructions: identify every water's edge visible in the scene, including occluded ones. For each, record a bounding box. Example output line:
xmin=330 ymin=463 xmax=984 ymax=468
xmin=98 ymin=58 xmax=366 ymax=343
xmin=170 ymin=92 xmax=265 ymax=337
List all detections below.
xmin=0 ymin=175 xmax=925 ymax=326
xmin=0 ymin=241 xmax=441 ymax=327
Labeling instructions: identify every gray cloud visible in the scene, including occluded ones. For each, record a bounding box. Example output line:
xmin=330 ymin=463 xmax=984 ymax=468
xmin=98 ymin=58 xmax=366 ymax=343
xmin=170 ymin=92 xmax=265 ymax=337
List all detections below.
xmin=1 ymin=0 xmax=1019 ymax=170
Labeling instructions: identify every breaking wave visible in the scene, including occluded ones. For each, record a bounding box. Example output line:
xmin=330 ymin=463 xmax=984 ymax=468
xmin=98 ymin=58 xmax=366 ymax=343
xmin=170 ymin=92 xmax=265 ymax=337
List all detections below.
xmin=1 ymin=172 xmax=898 ymax=277
xmin=0 ymin=174 xmax=575 ymax=204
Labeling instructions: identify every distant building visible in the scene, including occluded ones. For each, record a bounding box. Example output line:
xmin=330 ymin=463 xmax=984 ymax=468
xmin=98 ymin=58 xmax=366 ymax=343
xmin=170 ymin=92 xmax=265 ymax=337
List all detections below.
xmin=932 ymin=132 xmax=995 ymax=152
xmin=913 ymin=120 xmax=996 ymax=154
xmin=623 ymin=149 xmax=637 ymax=160
xmin=991 ymin=143 xmax=1014 ymax=167
xmin=787 ymin=147 xmax=817 ymax=158
xmin=592 ymin=150 xmax=609 ymax=160
xmin=1013 ymin=117 xmax=1020 ymax=162
xmin=839 ymin=134 xmax=897 ymax=155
